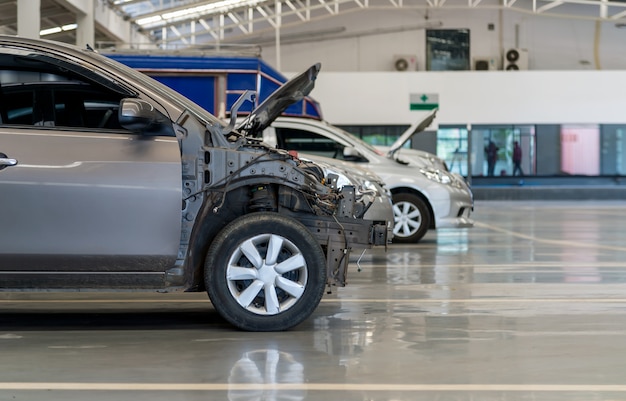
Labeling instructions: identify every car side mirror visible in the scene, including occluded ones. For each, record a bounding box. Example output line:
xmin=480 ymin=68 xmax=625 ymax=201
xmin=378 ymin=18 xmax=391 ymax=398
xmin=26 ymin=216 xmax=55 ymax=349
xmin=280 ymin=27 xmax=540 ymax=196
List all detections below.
xmin=343 ymin=146 xmax=366 ymax=162
xmin=118 ymin=98 xmax=175 ymax=137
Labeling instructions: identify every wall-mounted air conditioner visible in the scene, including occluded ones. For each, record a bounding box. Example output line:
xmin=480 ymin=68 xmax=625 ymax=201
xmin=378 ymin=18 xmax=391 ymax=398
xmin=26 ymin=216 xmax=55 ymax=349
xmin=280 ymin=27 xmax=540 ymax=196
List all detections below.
xmin=473 ymin=57 xmax=498 ymax=71
xmin=503 ymin=48 xmax=529 ymax=70
xmin=393 ymin=55 xmax=418 ymax=71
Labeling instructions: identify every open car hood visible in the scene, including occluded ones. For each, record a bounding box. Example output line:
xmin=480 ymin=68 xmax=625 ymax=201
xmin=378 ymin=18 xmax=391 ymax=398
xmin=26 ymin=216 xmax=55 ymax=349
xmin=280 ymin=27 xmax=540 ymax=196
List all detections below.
xmin=387 ymin=108 xmax=438 ymax=159
xmin=236 ymin=63 xmax=321 ymax=135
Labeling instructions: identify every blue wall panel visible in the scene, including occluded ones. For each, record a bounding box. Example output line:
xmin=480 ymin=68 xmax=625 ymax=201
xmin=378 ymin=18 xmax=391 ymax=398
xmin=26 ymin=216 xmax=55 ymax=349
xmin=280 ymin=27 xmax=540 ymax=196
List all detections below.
xmin=153 ymin=75 xmax=217 ymax=114
xmin=106 ymin=53 xmax=322 ymax=119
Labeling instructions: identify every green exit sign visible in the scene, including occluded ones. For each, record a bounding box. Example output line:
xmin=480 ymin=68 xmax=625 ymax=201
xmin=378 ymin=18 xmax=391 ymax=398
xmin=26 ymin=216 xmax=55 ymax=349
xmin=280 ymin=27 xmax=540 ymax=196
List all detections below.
xmin=410 ymin=93 xmax=439 ymax=110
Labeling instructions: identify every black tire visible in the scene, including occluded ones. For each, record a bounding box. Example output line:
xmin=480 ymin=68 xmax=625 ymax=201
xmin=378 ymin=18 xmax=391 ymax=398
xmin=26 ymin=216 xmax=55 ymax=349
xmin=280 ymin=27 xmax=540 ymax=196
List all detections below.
xmin=205 ymin=212 xmax=327 ymax=331
xmin=391 ymin=193 xmax=431 ymax=243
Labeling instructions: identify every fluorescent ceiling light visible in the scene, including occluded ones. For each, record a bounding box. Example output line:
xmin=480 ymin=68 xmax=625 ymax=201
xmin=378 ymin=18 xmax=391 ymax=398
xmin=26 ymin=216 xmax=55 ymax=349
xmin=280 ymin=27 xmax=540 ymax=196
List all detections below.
xmin=40 ymin=27 xmax=62 ymax=36
xmin=39 ymin=24 xmax=78 ymax=36
xmin=40 ymin=24 xmax=77 ymax=36
xmin=136 ymin=15 xmax=163 ymax=25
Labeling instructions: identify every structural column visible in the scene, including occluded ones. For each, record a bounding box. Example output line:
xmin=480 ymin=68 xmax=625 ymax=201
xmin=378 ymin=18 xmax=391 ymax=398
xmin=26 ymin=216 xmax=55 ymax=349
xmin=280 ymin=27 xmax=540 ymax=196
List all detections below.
xmin=17 ymin=0 xmax=40 ymax=38
xmin=75 ymin=0 xmax=95 ymax=48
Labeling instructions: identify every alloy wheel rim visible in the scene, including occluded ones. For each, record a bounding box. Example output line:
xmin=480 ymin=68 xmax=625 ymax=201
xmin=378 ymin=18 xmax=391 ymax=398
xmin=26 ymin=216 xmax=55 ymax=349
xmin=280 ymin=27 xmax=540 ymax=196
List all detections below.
xmin=393 ymin=201 xmax=422 ymax=238
xmin=226 ymin=233 xmax=308 ymax=315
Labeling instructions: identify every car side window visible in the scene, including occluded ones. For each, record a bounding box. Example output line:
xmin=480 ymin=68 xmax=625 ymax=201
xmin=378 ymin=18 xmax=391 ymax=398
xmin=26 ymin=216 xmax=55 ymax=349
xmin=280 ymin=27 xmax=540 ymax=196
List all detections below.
xmin=0 ymin=69 xmax=126 ymax=130
xmin=275 ymin=127 xmax=345 ymax=159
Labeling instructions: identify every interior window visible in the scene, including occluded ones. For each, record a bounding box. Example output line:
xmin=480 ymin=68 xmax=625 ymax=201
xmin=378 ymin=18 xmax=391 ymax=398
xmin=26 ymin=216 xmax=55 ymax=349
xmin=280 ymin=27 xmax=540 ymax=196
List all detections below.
xmin=426 ymin=29 xmax=470 ymax=71
xmin=0 ymin=69 xmax=125 ymax=130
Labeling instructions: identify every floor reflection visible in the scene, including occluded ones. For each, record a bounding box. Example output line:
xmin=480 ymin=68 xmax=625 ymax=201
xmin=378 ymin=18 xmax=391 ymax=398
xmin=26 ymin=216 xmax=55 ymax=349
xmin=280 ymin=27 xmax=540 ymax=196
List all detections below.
xmin=228 ymin=349 xmax=305 ymax=401
xmin=560 ymin=217 xmax=601 ymax=283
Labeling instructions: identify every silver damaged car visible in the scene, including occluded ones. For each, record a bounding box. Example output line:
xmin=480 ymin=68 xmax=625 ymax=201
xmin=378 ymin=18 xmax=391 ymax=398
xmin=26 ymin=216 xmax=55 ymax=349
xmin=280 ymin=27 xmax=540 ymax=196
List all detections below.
xmin=0 ymin=36 xmax=388 ymax=331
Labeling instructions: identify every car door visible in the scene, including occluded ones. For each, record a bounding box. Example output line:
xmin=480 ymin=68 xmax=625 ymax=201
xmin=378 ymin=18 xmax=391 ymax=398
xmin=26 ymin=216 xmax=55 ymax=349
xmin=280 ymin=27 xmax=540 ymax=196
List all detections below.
xmin=0 ymin=57 xmax=182 ymax=288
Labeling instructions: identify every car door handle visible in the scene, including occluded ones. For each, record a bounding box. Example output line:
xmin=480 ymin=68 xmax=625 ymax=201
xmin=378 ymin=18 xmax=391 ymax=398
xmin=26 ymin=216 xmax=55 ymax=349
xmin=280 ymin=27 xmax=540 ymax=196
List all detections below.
xmin=0 ymin=158 xmax=17 ymax=166
xmin=0 ymin=153 xmax=17 ymax=170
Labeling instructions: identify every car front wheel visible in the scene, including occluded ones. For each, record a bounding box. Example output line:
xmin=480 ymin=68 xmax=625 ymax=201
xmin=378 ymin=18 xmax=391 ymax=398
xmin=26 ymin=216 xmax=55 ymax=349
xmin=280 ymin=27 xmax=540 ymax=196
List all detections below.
xmin=392 ymin=193 xmax=431 ymax=243
xmin=205 ymin=212 xmax=327 ymax=331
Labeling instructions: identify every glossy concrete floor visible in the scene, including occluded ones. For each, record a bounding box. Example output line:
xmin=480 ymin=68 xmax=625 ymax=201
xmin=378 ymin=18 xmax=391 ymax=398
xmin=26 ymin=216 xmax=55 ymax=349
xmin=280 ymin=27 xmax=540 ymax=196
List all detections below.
xmin=2 ymin=200 xmax=626 ymax=401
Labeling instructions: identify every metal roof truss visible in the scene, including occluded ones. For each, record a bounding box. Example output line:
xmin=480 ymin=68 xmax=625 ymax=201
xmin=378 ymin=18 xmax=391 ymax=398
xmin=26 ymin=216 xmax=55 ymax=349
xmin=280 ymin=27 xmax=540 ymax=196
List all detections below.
xmin=111 ymin=0 xmax=626 ymax=48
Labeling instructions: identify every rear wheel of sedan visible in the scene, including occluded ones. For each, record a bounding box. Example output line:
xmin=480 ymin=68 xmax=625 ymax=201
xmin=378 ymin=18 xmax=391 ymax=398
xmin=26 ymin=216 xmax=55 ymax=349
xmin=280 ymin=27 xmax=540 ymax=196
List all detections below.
xmin=392 ymin=193 xmax=430 ymax=243
xmin=205 ymin=212 xmax=327 ymax=331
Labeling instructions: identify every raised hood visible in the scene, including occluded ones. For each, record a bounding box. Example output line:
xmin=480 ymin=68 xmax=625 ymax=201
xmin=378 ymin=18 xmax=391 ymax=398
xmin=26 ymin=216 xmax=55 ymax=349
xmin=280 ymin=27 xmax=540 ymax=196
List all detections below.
xmin=237 ymin=63 xmax=321 ymax=135
xmin=387 ymin=108 xmax=438 ymax=158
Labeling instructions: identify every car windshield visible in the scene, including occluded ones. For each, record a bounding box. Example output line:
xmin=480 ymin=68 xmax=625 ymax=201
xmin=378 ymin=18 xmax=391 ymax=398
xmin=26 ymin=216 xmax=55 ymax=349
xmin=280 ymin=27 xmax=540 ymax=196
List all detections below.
xmin=319 ymin=119 xmax=385 ymax=156
xmin=79 ymin=49 xmax=227 ymax=129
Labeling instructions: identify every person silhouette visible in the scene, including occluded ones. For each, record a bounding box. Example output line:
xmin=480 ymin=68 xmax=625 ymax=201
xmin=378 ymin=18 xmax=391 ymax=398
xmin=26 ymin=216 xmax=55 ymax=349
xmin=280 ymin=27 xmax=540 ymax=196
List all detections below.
xmin=513 ymin=141 xmax=524 ymax=176
xmin=485 ymin=140 xmax=498 ymax=176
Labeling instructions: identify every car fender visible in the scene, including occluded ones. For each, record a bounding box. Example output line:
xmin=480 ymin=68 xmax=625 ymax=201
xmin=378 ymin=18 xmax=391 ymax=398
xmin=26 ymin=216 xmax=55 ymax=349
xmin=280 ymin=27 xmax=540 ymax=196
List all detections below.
xmin=382 ymin=175 xmax=453 ymax=227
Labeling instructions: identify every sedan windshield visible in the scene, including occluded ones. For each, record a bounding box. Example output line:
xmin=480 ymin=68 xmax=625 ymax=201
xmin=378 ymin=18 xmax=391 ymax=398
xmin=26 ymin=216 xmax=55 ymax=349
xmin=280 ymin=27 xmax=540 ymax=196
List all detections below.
xmin=320 ymin=119 xmax=385 ymax=156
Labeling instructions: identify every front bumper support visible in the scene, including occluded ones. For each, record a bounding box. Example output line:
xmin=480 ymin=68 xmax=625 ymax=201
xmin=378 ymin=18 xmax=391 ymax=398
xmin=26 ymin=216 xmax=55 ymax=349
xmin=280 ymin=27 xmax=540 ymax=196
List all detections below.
xmin=296 ymin=214 xmax=387 ymax=287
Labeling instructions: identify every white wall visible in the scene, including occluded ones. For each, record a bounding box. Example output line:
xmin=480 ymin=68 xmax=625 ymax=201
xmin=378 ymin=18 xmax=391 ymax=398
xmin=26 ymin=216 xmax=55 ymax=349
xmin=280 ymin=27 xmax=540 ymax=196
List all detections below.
xmin=311 ymin=70 xmax=626 ymax=126
xmin=261 ymin=8 xmax=626 ymax=72
xmin=270 ymin=7 xmax=626 ymax=127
